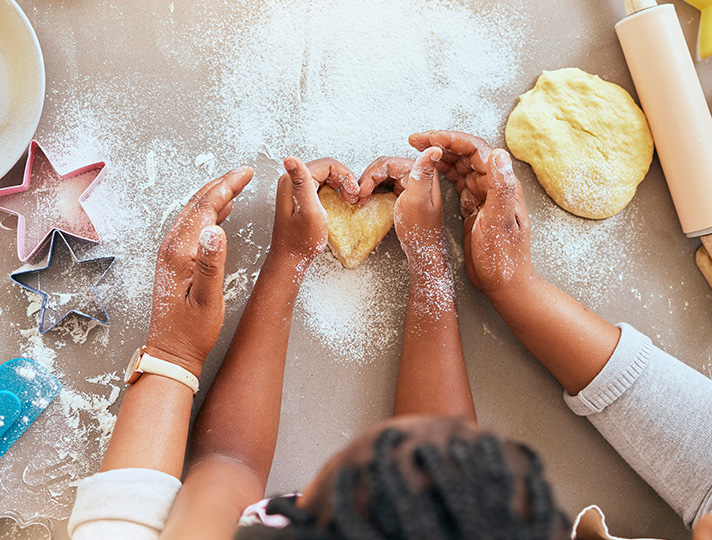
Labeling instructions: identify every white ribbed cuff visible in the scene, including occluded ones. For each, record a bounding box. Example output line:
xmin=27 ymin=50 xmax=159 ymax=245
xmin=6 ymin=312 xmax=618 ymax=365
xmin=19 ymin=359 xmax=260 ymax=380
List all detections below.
xmin=564 ymin=323 xmax=653 ymax=416
xmin=68 ymin=468 xmax=182 ymax=536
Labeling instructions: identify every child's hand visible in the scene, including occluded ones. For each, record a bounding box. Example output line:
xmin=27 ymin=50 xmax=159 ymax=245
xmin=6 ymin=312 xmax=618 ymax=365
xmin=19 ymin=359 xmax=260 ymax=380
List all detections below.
xmin=358 ymin=156 xmax=415 ymax=205
xmin=410 ymin=130 xmax=535 ymax=297
xmin=394 ymin=147 xmax=446 ymax=263
xmin=306 ymin=157 xmax=360 ymax=205
xmin=268 ymin=157 xmax=332 ymax=270
xmin=463 ymin=150 xmax=535 ymax=297
xmin=146 ymin=168 xmax=254 ymax=377
xmin=409 ymin=130 xmax=493 ymax=219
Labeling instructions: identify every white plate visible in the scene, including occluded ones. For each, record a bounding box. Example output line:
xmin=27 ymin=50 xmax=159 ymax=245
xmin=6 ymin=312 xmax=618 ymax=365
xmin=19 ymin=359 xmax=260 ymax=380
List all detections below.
xmin=0 ymin=0 xmax=45 ymax=179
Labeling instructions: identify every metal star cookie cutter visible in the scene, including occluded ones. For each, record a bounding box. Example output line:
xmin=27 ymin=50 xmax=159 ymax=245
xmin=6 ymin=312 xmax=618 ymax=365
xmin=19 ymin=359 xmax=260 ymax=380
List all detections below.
xmin=0 ymin=510 xmax=53 ymax=539
xmin=10 ymin=231 xmax=115 ymax=334
xmin=0 ymin=140 xmax=106 ymax=262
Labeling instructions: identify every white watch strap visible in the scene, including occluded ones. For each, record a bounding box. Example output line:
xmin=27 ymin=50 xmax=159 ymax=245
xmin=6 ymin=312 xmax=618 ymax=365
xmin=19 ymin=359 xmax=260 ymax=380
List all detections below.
xmin=137 ymin=353 xmax=199 ymax=395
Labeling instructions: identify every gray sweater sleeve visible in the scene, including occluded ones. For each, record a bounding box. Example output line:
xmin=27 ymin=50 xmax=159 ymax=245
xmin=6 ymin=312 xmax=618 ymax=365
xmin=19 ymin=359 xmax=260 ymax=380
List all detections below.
xmin=564 ymin=323 xmax=712 ymax=529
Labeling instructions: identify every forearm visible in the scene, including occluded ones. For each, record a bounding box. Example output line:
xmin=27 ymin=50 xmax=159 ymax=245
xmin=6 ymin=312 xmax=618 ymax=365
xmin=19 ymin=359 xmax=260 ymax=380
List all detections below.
xmin=188 ymin=253 xmax=302 ymax=487
xmin=160 ymin=458 xmax=263 ymax=540
xmin=488 ymin=275 xmax=620 ymax=395
xmin=100 ymin=374 xmax=194 ymax=477
xmin=395 ymin=250 xmax=475 ymax=418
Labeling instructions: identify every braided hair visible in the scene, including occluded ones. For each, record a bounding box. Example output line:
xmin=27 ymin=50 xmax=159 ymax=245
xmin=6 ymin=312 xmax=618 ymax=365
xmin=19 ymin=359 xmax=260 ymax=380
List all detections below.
xmin=236 ymin=423 xmax=570 ymax=540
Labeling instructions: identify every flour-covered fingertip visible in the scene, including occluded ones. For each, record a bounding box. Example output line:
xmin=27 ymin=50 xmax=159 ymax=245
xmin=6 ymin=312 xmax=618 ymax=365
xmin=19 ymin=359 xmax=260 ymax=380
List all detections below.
xmin=199 ymin=226 xmax=223 ymax=253
xmin=493 ymin=150 xmax=512 ymax=174
xmin=283 ymin=157 xmax=299 ymax=174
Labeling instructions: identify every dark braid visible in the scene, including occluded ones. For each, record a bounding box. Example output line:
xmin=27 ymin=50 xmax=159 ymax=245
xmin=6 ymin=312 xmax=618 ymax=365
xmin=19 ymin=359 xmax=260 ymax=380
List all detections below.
xmin=367 ymin=429 xmax=446 ymax=540
xmin=236 ymin=424 xmax=571 ymax=540
xmin=331 ymin=467 xmax=381 ymax=540
xmin=521 ymin=449 xmax=556 ymax=540
xmin=414 ymin=443 xmax=476 ymax=536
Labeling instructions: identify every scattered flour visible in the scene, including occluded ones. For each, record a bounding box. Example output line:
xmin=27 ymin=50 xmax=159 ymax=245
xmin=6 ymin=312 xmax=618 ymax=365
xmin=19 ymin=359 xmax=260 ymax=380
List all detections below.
xmin=145 ymin=150 xmax=157 ymax=189
xmin=15 ymin=365 xmax=36 ymax=380
xmin=223 ymin=268 xmax=259 ymax=304
xmin=209 ymin=0 xmax=527 ymax=174
xmin=0 ymin=326 xmax=120 ymax=519
xmin=1 ymin=0 xmax=533 ymax=522
xmin=194 ymin=152 xmax=216 ymax=174
xmin=296 ymin=251 xmax=409 ymax=367
xmin=54 ymin=317 xmax=107 ymax=345
xmin=530 ymin=199 xmax=645 ymax=308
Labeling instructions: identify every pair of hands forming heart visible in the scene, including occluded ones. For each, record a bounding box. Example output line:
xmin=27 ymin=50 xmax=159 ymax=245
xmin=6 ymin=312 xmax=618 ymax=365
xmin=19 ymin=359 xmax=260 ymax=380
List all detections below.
xmin=307 ymin=155 xmax=416 ymax=269
xmin=307 ymin=131 xmax=533 ymax=295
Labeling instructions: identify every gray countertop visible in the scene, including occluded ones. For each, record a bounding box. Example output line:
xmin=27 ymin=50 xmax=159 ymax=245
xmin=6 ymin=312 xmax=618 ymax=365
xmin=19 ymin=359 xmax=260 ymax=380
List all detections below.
xmin=1 ymin=0 xmax=710 ymax=538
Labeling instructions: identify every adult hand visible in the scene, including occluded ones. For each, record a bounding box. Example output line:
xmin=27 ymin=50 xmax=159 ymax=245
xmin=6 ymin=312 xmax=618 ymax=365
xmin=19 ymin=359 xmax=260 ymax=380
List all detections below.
xmin=269 ymin=157 xmax=330 ymax=272
xmin=358 ymin=156 xmax=415 ymax=205
xmin=393 ymin=147 xmax=445 ymax=263
xmin=146 ymin=168 xmax=254 ymax=377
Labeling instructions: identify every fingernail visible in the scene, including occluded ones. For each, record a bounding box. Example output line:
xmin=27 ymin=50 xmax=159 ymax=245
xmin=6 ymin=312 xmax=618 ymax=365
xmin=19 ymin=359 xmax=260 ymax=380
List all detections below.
xmin=230 ymin=166 xmax=248 ymax=175
xmin=199 ymin=227 xmax=221 ymax=253
xmin=494 ymin=151 xmax=512 ymax=173
xmin=429 ymin=147 xmax=442 ymax=161
xmin=284 ymin=157 xmax=298 ymax=173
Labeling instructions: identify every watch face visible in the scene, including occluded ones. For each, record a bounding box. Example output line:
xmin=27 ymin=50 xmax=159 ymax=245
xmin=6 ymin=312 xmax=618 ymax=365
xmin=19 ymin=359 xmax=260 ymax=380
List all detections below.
xmin=124 ymin=348 xmax=143 ymax=383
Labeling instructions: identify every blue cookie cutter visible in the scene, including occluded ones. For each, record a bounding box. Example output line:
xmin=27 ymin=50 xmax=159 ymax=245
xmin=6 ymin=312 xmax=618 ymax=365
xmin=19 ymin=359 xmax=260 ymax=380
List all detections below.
xmin=0 ymin=358 xmax=61 ymax=458
xmin=10 ymin=230 xmax=115 ymax=334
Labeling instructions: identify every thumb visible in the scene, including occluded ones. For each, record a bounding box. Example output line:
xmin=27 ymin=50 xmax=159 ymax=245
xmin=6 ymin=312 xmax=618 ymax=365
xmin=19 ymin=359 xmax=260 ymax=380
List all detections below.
xmin=284 ymin=156 xmax=319 ymax=213
xmin=407 ymin=147 xmax=442 ymax=200
xmin=190 ymin=225 xmax=227 ymax=308
xmin=482 ymin=149 xmax=518 ymax=230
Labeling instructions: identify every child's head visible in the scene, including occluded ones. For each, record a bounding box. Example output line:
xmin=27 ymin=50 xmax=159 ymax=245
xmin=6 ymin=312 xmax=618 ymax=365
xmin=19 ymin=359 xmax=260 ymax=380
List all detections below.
xmin=238 ymin=416 xmax=571 ymax=539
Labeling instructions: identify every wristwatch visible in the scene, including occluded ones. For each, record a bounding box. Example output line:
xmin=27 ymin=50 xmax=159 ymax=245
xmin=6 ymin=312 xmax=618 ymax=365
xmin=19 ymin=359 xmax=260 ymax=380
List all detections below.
xmin=124 ymin=346 xmax=199 ymax=395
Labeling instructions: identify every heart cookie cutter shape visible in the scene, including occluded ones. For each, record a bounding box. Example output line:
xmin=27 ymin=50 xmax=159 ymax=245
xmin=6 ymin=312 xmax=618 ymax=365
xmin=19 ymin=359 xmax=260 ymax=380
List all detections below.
xmin=10 ymin=231 xmax=115 ymax=334
xmin=0 ymin=140 xmax=106 ymax=262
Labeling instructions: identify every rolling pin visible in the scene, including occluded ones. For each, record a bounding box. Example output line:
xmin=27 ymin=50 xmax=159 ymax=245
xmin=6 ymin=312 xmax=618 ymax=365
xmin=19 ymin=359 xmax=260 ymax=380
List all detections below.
xmin=616 ymin=0 xmax=712 ymax=285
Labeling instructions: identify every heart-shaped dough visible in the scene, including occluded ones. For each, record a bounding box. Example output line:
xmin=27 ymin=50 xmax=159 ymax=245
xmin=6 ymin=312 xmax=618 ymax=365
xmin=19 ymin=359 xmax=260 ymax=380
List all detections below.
xmin=318 ymin=186 xmax=396 ymax=269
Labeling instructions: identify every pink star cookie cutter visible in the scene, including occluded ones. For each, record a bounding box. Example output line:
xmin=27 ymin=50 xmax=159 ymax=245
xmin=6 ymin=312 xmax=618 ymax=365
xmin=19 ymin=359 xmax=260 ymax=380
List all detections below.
xmin=0 ymin=140 xmax=106 ymax=262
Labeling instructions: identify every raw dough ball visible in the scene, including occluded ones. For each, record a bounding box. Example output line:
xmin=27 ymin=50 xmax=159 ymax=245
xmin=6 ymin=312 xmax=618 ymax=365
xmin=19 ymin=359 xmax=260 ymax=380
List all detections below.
xmin=505 ymin=67 xmax=654 ymax=219
xmin=319 ymin=186 xmax=396 ymax=269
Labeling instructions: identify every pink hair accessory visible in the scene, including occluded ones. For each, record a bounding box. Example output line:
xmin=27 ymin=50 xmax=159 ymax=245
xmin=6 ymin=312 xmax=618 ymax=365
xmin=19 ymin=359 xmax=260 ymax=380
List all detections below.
xmin=0 ymin=140 xmax=106 ymax=262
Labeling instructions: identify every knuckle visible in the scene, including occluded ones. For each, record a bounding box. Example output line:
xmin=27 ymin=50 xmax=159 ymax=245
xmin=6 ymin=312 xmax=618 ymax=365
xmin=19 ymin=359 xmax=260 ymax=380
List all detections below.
xmin=159 ymin=237 xmax=180 ymax=261
xmin=291 ymin=173 xmax=307 ymax=187
xmin=191 ymin=194 xmax=208 ymax=213
xmin=196 ymin=256 xmax=221 ymax=278
xmin=498 ymin=178 xmax=517 ymax=198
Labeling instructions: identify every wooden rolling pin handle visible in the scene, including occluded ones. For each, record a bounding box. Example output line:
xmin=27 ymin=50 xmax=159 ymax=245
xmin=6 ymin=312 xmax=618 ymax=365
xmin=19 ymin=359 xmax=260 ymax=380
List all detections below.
xmin=701 ymin=235 xmax=712 ymax=256
xmin=624 ymin=0 xmax=658 ymax=16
